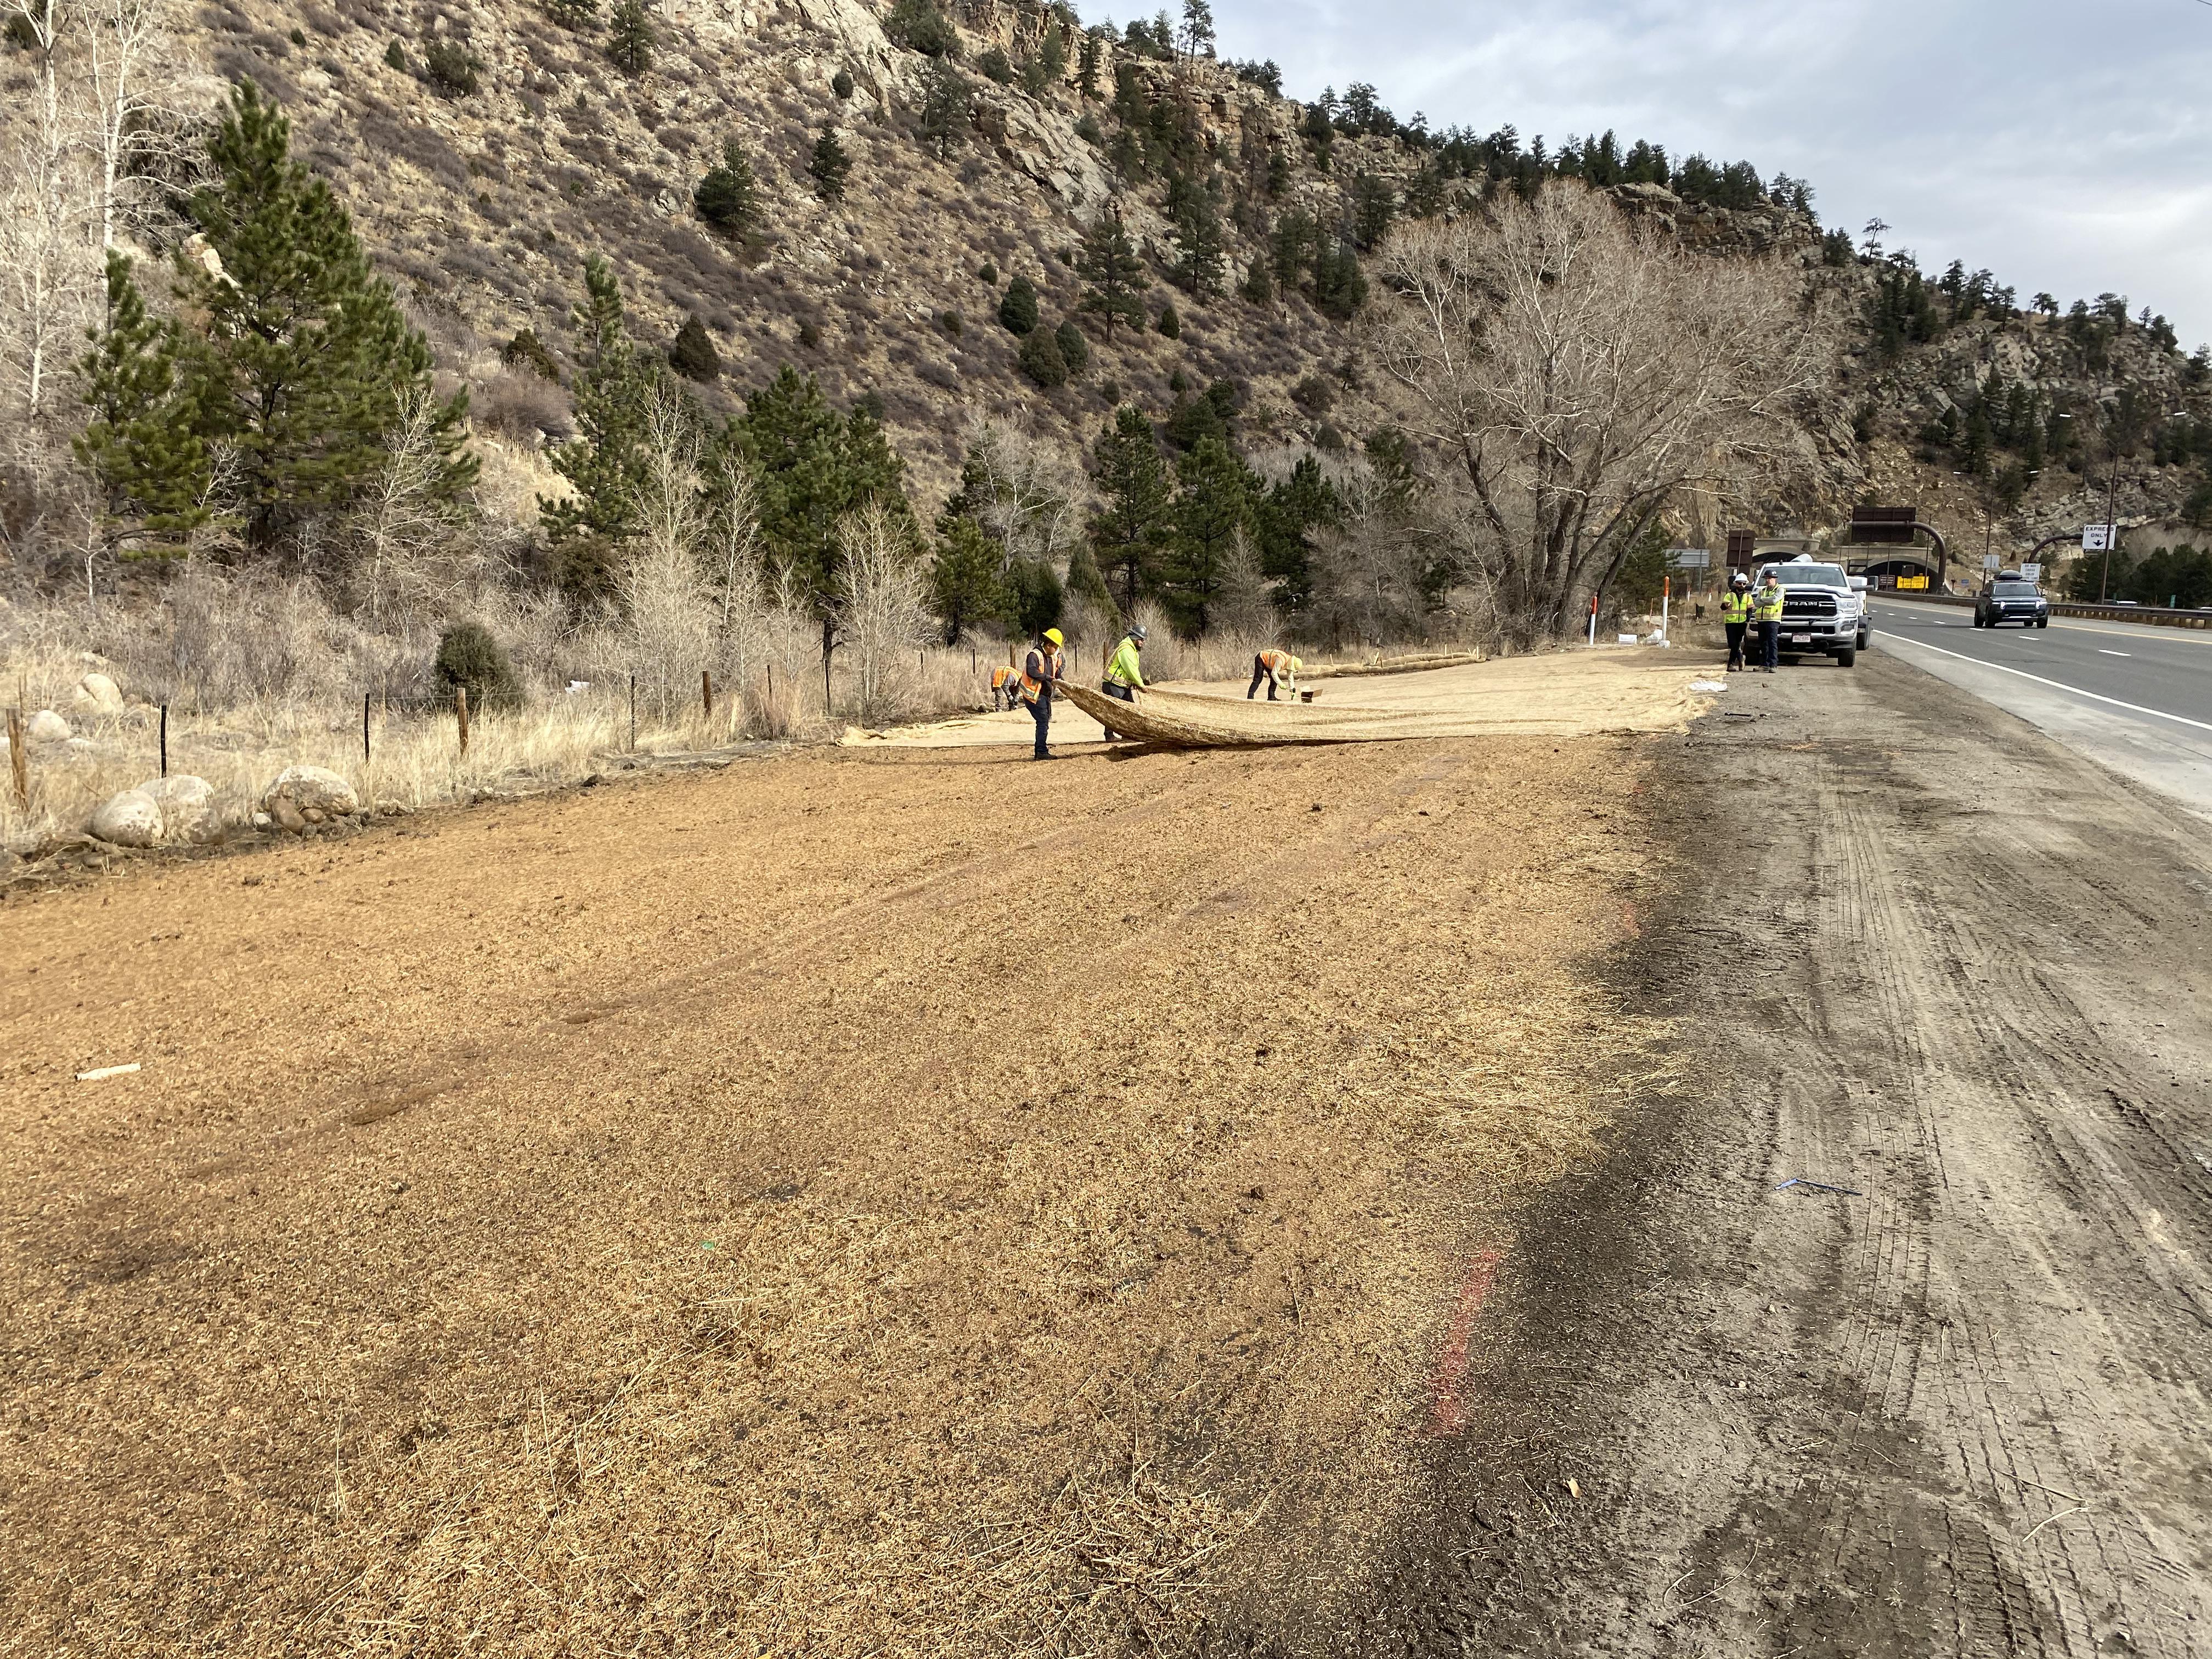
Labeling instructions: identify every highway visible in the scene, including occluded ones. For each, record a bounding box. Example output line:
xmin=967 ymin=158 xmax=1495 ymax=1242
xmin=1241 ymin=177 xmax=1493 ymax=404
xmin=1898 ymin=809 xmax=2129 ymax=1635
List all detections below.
xmin=1867 ymin=599 xmax=2212 ymax=815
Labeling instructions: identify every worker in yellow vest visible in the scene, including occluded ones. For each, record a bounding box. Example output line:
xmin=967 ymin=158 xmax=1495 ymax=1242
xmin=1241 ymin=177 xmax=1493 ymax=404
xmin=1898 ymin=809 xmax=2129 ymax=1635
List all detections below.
xmin=1751 ymin=569 xmax=1785 ymax=673
xmin=1020 ymin=627 xmax=1065 ymax=759
xmin=1247 ymin=648 xmax=1302 ymax=701
xmin=1098 ymin=622 xmax=1147 ymax=740
xmin=1719 ymin=573 xmax=1755 ymax=672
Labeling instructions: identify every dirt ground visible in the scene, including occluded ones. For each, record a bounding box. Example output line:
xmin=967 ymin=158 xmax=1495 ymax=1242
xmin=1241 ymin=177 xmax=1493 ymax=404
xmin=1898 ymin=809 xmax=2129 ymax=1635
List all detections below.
xmin=10 ymin=647 xmax=2203 ymax=1658
xmin=1354 ymin=652 xmax=2212 ymax=1656
xmin=0 ymin=694 xmax=1679 ymax=1656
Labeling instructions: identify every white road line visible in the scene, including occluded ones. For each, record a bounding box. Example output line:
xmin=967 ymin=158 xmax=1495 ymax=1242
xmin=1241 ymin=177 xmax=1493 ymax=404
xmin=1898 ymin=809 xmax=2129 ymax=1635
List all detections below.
xmin=1883 ymin=634 xmax=2212 ymax=733
xmin=2101 ymin=650 xmax=2132 ymax=658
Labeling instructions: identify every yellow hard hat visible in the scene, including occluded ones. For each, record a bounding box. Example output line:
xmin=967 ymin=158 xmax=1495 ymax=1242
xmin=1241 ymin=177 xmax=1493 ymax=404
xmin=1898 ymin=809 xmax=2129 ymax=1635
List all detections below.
xmin=1043 ymin=628 xmax=1064 ymax=646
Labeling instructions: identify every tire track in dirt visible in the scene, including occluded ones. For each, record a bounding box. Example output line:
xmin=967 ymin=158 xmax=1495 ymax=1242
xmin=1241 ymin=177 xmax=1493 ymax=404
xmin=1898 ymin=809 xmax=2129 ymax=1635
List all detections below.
xmin=1348 ymin=653 xmax=2212 ymax=1659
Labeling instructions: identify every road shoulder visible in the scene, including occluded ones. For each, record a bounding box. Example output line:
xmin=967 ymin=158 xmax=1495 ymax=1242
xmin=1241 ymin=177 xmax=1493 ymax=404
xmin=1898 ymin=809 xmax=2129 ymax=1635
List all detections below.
xmin=1353 ymin=652 xmax=2212 ymax=1657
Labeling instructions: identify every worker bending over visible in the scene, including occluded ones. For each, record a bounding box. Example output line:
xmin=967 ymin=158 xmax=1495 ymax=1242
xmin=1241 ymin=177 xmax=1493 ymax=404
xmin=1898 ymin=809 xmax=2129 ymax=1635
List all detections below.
xmin=1098 ymin=623 xmax=1146 ymax=740
xmin=1019 ymin=627 xmax=1065 ymax=760
xmin=989 ymin=663 xmax=1019 ymax=709
xmin=1719 ymin=573 xmax=1754 ymax=672
xmin=1752 ymin=569 xmax=1785 ymax=673
xmin=1248 ymin=648 xmax=1301 ymax=701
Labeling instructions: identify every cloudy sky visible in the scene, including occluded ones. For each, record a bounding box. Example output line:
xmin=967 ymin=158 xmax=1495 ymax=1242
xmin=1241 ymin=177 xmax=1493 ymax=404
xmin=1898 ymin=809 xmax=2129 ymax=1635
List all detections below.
xmin=1201 ymin=0 xmax=2212 ymax=347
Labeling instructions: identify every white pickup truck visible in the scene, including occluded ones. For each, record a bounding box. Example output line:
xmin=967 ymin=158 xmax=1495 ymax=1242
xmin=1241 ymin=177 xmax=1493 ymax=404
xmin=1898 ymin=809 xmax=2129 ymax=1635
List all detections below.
xmin=1758 ymin=556 xmax=1870 ymax=667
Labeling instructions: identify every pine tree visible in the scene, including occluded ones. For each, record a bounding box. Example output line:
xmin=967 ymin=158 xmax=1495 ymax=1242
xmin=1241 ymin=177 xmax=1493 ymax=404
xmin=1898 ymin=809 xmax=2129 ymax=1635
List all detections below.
xmin=543 ymin=256 xmax=661 ymax=544
xmin=1255 ymin=452 xmax=1337 ymax=611
xmin=1170 ymin=187 xmax=1224 ymax=296
xmin=544 ymin=0 xmax=596 ymax=29
xmin=1087 ymin=405 xmax=1172 ymax=611
xmin=832 ymin=67 xmax=855 ymax=98
xmin=1155 ymin=301 xmax=1180 ymax=338
xmin=74 ymin=252 xmax=218 ymax=551
xmin=1018 ymin=326 xmax=1068 ymax=386
xmin=1176 ymin=0 xmax=1214 ymax=61
xmin=605 ymin=0 xmax=652 ymax=71
xmin=1053 ymin=319 xmax=1089 ymax=376
xmin=918 ymin=59 xmax=968 ymax=159
xmin=728 ymin=365 xmax=910 ymax=637
xmin=1163 ymin=435 xmax=1256 ymax=633
xmin=997 ymin=274 xmax=1039 ymax=335
xmin=695 ymin=138 xmax=762 ymax=240
xmin=669 ymin=315 xmax=721 ymax=382
xmin=1076 ymin=30 xmax=1101 ymax=97
xmin=1350 ymin=171 xmax=1396 ymax=250
xmin=172 ymin=79 xmax=472 ymax=551
xmin=929 ymin=514 xmax=1009 ymax=642
xmin=809 ymin=127 xmax=852 ymax=200
xmin=1075 ymin=208 xmax=1148 ymax=340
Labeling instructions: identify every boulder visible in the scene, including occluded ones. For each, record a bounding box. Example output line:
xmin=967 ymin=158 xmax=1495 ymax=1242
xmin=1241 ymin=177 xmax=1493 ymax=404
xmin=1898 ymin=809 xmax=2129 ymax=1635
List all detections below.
xmin=26 ymin=709 xmax=70 ymax=743
xmin=144 ymin=774 xmax=217 ymax=844
xmin=70 ymin=673 xmax=123 ymax=714
xmin=91 ymin=788 xmax=163 ymax=848
xmin=261 ymin=764 xmax=359 ymax=831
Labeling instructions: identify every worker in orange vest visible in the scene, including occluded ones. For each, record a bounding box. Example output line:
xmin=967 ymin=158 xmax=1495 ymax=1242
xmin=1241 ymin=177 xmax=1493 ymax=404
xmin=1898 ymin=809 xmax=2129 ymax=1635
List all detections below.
xmin=1247 ymin=648 xmax=1302 ymax=701
xmin=1020 ymin=627 xmax=1065 ymax=760
xmin=989 ymin=663 xmax=1018 ymax=710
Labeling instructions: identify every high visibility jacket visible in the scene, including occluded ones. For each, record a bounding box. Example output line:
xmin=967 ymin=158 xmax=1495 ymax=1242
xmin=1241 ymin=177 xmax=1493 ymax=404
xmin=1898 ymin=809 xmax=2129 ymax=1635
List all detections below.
xmin=990 ymin=665 xmax=1014 ymax=691
xmin=1752 ymin=585 xmax=1785 ymax=622
xmin=1719 ymin=590 xmax=1754 ymax=624
xmin=1019 ymin=646 xmax=1063 ymax=705
xmin=1105 ymin=636 xmax=1146 ymax=689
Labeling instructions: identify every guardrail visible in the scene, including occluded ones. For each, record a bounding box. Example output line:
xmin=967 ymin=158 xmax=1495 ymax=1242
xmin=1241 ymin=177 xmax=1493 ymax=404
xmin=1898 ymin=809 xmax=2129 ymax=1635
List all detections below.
xmin=1877 ymin=590 xmax=2212 ymax=630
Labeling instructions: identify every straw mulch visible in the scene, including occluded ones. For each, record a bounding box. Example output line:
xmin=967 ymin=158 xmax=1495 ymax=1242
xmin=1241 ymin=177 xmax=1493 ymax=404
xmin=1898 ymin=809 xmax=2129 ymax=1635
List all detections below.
xmin=0 ymin=727 xmax=1678 ymax=1656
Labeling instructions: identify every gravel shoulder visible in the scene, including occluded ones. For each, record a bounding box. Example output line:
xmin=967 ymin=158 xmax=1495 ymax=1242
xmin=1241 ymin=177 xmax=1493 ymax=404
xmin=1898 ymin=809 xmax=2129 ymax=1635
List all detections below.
xmin=1358 ymin=652 xmax=2212 ymax=1657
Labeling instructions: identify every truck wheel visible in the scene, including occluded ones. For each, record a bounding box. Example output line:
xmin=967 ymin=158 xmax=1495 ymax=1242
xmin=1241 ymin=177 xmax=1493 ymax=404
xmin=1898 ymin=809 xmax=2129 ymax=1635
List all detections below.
xmin=2036 ymin=618 xmax=2049 ymax=629
xmin=1837 ymin=648 xmax=1857 ymax=668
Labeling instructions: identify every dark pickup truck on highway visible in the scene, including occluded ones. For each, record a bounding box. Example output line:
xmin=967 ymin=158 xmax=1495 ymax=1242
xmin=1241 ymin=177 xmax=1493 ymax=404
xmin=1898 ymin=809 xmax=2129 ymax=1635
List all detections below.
xmin=1974 ymin=578 xmax=2051 ymax=628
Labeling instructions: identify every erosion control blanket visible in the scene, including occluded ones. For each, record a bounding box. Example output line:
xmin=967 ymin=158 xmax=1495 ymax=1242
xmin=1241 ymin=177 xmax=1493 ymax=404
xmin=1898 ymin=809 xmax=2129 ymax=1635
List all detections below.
xmin=843 ymin=652 xmax=1719 ymax=751
xmin=1056 ymin=681 xmax=1399 ymax=746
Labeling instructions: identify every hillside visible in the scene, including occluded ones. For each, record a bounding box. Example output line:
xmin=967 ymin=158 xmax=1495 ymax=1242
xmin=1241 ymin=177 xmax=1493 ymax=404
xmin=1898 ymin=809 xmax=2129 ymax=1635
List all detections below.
xmin=3 ymin=0 xmax=2208 ymax=614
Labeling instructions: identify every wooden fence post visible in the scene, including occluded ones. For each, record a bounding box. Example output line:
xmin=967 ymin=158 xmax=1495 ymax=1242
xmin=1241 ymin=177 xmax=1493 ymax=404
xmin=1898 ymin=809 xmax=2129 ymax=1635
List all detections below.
xmin=6 ymin=709 xmax=26 ymax=806
xmin=362 ymin=693 xmax=370 ymax=763
xmin=455 ymin=685 xmax=470 ymax=757
xmin=628 ymin=673 xmax=636 ymax=752
xmin=702 ymin=669 xmax=714 ymax=720
xmin=159 ymin=703 xmax=168 ymax=777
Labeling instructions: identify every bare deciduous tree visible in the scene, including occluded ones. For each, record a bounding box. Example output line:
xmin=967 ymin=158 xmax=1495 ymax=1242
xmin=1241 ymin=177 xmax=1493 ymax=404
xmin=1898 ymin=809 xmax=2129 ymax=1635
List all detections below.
xmin=834 ymin=499 xmax=929 ymax=725
xmin=620 ymin=385 xmax=714 ymax=723
xmin=83 ymin=0 xmax=187 ymax=258
xmin=352 ymin=387 xmax=475 ymax=623
xmin=960 ymin=415 xmax=1087 ymax=575
xmin=1368 ymin=180 xmax=1833 ymax=641
xmin=0 ymin=0 xmax=92 ymax=424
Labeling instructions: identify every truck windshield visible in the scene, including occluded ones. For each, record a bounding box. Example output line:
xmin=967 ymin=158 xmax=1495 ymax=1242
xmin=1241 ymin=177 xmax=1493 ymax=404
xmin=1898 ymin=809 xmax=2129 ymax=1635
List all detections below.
xmin=1993 ymin=583 xmax=2040 ymax=597
xmin=1772 ymin=567 xmax=1846 ymax=587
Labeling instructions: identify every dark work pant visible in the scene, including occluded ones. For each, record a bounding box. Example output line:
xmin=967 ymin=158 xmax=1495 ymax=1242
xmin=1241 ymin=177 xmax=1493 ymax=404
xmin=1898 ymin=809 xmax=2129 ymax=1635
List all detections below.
xmin=1248 ymin=657 xmax=1277 ymax=700
xmin=1725 ymin=622 xmax=1747 ymax=669
xmin=1759 ymin=620 xmax=1780 ymax=670
xmin=1098 ymin=679 xmax=1133 ymax=739
xmin=1029 ymin=696 xmax=1050 ymax=757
